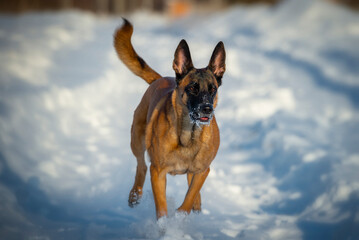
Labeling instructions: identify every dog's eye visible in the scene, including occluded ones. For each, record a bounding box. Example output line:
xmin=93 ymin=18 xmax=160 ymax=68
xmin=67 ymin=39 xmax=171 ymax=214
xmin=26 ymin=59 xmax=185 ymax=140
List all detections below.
xmin=209 ymin=85 xmax=216 ymax=94
xmin=188 ymin=84 xmax=199 ymax=95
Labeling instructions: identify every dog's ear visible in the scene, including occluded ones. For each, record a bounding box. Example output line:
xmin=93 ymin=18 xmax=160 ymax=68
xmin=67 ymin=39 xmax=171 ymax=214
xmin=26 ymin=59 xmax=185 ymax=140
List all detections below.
xmin=173 ymin=39 xmax=193 ymax=84
xmin=208 ymin=41 xmax=226 ymax=86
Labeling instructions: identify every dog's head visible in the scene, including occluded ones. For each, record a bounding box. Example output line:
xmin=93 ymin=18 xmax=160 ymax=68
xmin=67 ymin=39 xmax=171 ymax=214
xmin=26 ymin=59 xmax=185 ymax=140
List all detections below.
xmin=173 ymin=40 xmax=226 ymax=125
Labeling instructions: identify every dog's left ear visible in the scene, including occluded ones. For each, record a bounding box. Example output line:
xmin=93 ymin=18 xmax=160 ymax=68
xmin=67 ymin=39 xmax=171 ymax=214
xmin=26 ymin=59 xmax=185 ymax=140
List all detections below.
xmin=208 ymin=41 xmax=226 ymax=86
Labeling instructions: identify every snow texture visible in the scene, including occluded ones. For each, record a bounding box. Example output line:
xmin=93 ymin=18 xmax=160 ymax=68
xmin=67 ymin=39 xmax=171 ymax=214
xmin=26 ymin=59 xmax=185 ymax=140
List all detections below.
xmin=0 ymin=0 xmax=359 ymax=239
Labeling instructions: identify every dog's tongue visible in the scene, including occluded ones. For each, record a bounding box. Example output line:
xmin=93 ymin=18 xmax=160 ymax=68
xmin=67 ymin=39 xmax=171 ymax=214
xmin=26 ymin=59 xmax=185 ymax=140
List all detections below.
xmin=200 ymin=117 xmax=209 ymax=121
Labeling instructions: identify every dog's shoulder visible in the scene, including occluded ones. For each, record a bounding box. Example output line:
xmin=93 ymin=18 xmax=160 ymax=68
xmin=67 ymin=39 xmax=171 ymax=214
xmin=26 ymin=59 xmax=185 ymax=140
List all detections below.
xmin=151 ymin=77 xmax=176 ymax=92
xmin=146 ymin=77 xmax=176 ymax=111
xmin=143 ymin=77 xmax=176 ymax=126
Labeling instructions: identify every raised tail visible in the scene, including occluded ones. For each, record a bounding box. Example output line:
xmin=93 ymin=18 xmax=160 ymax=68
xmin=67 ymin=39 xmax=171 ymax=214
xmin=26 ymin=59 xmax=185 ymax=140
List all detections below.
xmin=114 ymin=19 xmax=162 ymax=84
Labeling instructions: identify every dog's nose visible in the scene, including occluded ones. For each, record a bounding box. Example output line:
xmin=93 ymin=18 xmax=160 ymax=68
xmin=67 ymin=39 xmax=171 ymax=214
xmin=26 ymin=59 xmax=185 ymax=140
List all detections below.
xmin=200 ymin=104 xmax=213 ymax=114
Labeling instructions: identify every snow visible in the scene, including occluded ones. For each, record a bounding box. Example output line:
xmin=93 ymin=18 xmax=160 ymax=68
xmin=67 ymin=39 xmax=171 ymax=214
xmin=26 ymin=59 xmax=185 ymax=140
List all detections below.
xmin=0 ymin=0 xmax=359 ymax=239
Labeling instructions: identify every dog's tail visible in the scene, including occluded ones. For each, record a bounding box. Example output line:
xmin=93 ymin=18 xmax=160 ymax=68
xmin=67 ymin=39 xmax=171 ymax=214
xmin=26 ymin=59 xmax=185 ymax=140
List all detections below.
xmin=114 ymin=19 xmax=162 ymax=85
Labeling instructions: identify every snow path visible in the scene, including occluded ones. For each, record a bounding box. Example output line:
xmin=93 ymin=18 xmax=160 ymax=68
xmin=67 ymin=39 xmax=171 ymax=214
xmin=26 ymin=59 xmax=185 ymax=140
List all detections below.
xmin=0 ymin=0 xmax=359 ymax=239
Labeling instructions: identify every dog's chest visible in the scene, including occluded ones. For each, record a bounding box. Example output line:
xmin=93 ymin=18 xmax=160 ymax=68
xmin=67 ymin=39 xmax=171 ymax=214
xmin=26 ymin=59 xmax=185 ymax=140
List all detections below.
xmin=167 ymin=147 xmax=204 ymax=175
xmin=167 ymin=128 xmax=211 ymax=175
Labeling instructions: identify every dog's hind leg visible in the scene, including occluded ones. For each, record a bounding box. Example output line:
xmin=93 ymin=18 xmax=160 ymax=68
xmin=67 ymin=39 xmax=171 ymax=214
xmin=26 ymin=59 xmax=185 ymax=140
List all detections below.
xmin=128 ymin=107 xmax=148 ymax=207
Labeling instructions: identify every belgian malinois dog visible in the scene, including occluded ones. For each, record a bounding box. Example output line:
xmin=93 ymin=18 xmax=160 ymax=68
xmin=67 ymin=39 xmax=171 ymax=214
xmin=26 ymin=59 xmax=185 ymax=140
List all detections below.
xmin=114 ymin=19 xmax=225 ymax=219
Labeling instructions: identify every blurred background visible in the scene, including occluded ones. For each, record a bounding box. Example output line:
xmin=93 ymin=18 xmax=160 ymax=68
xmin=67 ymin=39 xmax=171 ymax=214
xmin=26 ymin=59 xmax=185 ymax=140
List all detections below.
xmin=0 ymin=0 xmax=359 ymax=239
xmin=0 ymin=0 xmax=358 ymax=15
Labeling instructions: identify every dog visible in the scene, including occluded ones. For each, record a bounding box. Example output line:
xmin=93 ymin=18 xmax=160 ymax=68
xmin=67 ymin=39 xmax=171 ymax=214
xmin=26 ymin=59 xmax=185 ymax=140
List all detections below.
xmin=114 ymin=19 xmax=225 ymax=219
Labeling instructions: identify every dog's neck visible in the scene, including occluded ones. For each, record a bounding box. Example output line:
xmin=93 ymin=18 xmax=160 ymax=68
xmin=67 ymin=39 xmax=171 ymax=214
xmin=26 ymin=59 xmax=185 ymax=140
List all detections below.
xmin=172 ymin=90 xmax=204 ymax=147
xmin=180 ymin=112 xmax=203 ymax=147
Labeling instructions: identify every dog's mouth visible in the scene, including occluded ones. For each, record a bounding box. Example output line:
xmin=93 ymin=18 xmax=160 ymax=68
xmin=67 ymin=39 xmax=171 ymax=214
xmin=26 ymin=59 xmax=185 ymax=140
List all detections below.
xmin=189 ymin=112 xmax=213 ymax=125
xmin=199 ymin=116 xmax=210 ymax=122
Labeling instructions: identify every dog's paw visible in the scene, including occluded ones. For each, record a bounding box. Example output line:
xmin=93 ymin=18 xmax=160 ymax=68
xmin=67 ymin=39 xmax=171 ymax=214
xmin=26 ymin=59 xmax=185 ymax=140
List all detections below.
xmin=192 ymin=206 xmax=201 ymax=213
xmin=128 ymin=187 xmax=143 ymax=207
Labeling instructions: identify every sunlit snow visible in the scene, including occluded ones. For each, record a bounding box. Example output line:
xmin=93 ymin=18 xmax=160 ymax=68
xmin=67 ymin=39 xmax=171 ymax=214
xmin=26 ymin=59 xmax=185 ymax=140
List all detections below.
xmin=0 ymin=0 xmax=358 ymax=239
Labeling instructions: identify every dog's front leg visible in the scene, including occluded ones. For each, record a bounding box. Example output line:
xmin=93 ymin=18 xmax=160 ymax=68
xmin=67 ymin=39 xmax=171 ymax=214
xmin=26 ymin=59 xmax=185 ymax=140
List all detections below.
xmin=178 ymin=168 xmax=210 ymax=214
xmin=150 ymin=164 xmax=167 ymax=219
xmin=187 ymin=172 xmax=202 ymax=212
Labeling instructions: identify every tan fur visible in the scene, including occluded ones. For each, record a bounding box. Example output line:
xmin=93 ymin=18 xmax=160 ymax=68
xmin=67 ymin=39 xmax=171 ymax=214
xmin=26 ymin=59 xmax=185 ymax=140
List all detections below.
xmin=114 ymin=19 xmax=222 ymax=219
xmin=114 ymin=19 xmax=161 ymax=84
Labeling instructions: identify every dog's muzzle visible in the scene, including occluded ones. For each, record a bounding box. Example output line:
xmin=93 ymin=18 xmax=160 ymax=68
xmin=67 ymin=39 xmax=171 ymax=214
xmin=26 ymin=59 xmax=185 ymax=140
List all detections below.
xmin=190 ymin=103 xmax=214 ymax=125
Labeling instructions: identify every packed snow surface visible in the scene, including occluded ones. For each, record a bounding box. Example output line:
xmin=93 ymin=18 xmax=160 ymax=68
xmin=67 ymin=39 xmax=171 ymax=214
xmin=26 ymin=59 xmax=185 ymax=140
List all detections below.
xmin=0 ymin=0 xmax=359 ymax=239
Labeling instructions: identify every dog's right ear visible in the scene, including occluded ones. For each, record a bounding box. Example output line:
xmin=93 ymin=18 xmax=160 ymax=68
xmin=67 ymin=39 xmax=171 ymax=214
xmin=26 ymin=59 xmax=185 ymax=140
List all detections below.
xmin=173 ymin=39 xmax=193 ymax=84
